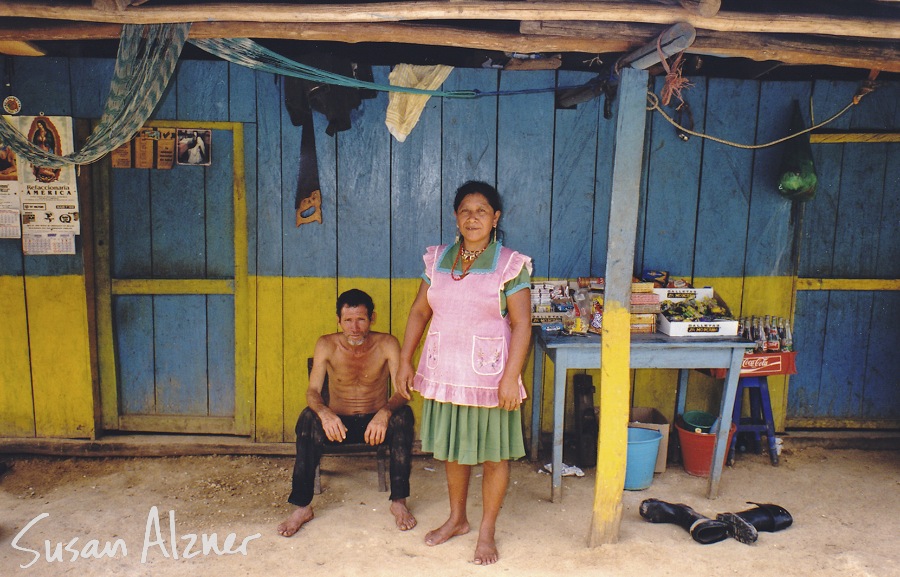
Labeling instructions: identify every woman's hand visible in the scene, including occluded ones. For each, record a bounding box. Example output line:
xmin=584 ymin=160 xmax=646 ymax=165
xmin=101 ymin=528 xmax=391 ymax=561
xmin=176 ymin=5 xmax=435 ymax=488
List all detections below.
xmin=497 ymin=373 xmax=522 ymax=412
xmin=395 ymin=361 xmax=416 ymax=400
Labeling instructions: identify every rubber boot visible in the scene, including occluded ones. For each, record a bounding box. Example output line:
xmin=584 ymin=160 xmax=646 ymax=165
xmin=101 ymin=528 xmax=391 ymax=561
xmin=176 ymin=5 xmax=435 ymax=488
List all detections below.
xmin=717 ymin=502 xmax=793 ymax=533
xmin=640 ymin=499 xmax=757 ymax=545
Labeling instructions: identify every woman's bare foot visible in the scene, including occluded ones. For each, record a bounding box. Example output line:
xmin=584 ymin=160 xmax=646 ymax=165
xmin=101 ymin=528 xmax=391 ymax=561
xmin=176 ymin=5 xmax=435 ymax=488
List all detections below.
xmin=473 ymin=534 xmax=499 ymax=565
xmin=276 ymin=506 xmax=314 ymax=537
xmin=390 ymin=499 xmax=417 ymax=531
xmin=424 ymin=518 xmax=470 ymax=546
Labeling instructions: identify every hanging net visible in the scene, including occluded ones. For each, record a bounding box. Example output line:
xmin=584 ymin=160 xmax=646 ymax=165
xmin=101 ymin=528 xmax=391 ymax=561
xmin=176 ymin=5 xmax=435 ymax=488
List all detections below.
xmin=0 ymin=23 xmax=190 ymax=168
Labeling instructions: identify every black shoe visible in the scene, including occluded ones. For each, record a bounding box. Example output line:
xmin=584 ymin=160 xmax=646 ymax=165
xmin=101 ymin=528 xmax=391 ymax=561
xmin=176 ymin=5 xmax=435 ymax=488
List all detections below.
xmin=640 ymin=498 xmax=739 ymax=545
xmin=717 ymin=502 xmax=793 ymax=533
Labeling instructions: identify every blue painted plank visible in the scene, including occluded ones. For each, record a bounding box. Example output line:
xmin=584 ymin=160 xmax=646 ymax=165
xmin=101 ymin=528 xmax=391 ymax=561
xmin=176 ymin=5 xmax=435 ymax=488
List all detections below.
xmin=115 ymin=295 xmax=157 ymax=414
xmin=0 ymin=241 xmax=23 ymax=276
xmin=798 ymin=81 xmax=858 ymax=277
xmin=832 ymin=82 xmax=895 ymax=278
xmin=154 ymin=295 xmax=208 ymax=414
xmin=390 ymin=80 xmax=443 ymax=278
xmin=243 ymin=124 xmax=258 ymax=277
xmin=229 ymin=63 xmax=257 ymax=123
xmin=336 ymin=66 xmax=391 ymax=279
xmin=642 ymin=76 xmax=707 ymax=277
xmin=207 ymin=294 xmax=235 ymax=416
xmin=695 ymin=78 xmax=757 ymax=278
xmin=592 ymin=85 xmax=619 ymax=276
xmin=110 ymin=169 xmax=152 ymax=278
xmin=442 ymin=68 xmax=499 ymax=243
xmin=282 ymin=96 xmax=338 ymax=278
xmin=745 ymin=82 xmax=812 ymax=277
xmin=788 ymin=291 xmax=829 ymax=418
xmin=205 ymin=129 xmax=234 ymax=278
xmin=13 ymin=57 xmax=71 ymax=116
xmin=150 ymin=165 xmax=205 ymax=278
xmin=876 ymin=83 xmax=900 ymax=278
xmin=70 ymin=58 xmax=116 ymax=118
xmin=150 ymin=61 xmax=178 ymax=121
xmin=816 ymin=291 xmax=872 ymax=418
xmin=253 ymin=73 xmax=283 ymax=277
xmin=497 ymin=70 xmax=555 ymax=278
xmin=863 ymin=292 xmax=900 ymax=419
xmin=176 ymin=60 xmax=229 ymax=121
xmin=550 ymin=70 xmax=599 ymax=279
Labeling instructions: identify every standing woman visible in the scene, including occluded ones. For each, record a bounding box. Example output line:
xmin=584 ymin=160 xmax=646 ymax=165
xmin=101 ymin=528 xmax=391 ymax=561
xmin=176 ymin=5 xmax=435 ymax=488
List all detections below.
xmin=396 ymin=181 xmax=532 ymax=565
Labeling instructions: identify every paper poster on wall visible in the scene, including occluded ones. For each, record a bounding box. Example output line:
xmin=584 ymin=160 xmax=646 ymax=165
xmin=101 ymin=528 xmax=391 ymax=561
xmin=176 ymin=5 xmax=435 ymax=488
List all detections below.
xmin=15 ymin=115 xmax=81 ymax=235
xmin=0 ymin=142 xmax=22 ymax=237
xmin=22 ymin=231 xmax=75 ymax=255
xmin=111 ymin=126 xmax=176 ymax=169
xmin=177 ymin=129 xmax=211 ymax=166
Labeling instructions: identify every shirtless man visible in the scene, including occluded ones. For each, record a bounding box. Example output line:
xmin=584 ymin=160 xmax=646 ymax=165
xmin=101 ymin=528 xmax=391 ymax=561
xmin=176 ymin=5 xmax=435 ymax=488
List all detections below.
xmin=277 ymin=289 xmax=416 ymax=537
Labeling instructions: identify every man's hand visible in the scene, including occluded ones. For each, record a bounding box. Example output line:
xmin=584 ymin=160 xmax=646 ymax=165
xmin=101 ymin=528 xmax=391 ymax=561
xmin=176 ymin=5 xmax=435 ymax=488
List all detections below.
xmin=497 ymin=373 xmax=522 ymax=412
xmin=395 ymin=362 xmax=414 ymax=400
xmin=364 ymin=409 xmax=390 ymax=446
xmin=319 ymin=409 xmax=348 ymax=443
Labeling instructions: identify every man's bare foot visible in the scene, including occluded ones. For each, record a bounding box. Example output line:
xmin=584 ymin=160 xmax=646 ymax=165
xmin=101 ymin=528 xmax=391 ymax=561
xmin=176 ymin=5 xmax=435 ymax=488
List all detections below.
xmin=390 ymin=499 xmax=417 ymax=531
xmin=424 ymin=518 xmax=470 ymax=546
xmin=276 ymin=506 xmax=314 ymax=537
xmin=473 ymin=536 xmax=499 ymax=565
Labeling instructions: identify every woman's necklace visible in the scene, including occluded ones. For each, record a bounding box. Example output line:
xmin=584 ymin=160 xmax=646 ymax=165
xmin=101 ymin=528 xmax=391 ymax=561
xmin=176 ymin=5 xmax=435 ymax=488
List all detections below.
xmin=451 ymin=244 xmax=486 ymax=281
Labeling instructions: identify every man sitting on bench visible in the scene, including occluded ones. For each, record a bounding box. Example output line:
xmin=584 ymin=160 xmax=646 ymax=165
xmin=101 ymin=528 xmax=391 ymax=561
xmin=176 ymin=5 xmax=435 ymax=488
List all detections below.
xmin=277 ymin=289 xmax=416 ymax=537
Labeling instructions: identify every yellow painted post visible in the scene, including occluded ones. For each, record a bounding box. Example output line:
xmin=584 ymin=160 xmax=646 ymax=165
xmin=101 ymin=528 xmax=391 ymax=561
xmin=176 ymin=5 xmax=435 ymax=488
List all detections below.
xmin=589 ymin=67 xmax=649 ymax=546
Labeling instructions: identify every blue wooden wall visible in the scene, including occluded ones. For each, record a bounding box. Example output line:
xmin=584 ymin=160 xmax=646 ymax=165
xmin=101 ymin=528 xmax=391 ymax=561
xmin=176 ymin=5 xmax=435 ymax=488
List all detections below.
xmin=0 ymin=53 xmax=897 ymax=440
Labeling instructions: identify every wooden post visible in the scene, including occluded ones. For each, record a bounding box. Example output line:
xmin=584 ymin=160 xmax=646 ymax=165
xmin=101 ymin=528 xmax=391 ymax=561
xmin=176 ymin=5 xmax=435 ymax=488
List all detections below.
xmin=589 ymin=66 xmax=649 ymax=547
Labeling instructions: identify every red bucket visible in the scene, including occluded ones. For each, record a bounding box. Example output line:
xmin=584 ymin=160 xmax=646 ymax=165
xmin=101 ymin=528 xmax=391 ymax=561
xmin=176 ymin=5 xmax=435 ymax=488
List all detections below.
xmin=675 ymin=421 xmax=736 ymax=477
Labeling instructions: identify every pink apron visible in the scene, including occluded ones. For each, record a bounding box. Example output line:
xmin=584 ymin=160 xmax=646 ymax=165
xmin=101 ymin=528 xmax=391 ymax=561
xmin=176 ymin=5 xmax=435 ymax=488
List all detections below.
xmin=413 ymin=244 xmax=532 ymax=407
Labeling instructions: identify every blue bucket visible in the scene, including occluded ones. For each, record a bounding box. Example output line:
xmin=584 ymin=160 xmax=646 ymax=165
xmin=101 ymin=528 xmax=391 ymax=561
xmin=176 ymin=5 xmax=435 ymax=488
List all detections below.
xmin=625 ymin=427 xmax=663 ymax=490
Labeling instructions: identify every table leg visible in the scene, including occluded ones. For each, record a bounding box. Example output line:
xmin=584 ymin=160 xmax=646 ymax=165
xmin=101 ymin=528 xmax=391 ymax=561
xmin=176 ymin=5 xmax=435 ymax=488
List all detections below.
xmin=529 ymin=341 xmax=545 ymax=462
xmin=675 ymin=368 xmax=689 ymax=417
xmin=551 ymin=354 xmax=567 ymax=502
xmin=706 ymin=347 xmax=744 ymax=499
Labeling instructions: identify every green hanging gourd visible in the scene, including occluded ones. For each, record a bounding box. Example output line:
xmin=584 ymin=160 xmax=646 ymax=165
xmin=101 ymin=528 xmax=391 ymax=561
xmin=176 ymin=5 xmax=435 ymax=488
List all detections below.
xmin=777 ymin=100 xmax=818 ymax=202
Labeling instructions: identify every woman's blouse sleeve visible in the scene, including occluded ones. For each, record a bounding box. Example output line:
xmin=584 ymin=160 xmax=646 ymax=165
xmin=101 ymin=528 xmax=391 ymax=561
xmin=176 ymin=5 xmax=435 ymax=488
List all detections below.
xmin=421 ymin=245 xmax=441 ymax=285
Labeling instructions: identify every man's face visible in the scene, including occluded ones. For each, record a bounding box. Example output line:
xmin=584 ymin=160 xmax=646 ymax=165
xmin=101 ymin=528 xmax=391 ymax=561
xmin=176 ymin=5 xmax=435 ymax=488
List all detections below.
xmin=339 ymin=305 xmax=373 ymax=346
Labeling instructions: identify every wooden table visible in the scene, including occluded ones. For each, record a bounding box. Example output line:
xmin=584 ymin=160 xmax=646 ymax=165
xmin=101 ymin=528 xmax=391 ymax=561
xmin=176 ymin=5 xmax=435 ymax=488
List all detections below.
xmin=529 ymin=331 xmax=751 ymax=502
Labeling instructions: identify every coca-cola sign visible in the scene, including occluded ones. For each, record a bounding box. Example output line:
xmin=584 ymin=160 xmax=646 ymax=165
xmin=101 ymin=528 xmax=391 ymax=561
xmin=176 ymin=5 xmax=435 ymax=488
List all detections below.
xmin=738 ymin=352 xmax=798 ymax=376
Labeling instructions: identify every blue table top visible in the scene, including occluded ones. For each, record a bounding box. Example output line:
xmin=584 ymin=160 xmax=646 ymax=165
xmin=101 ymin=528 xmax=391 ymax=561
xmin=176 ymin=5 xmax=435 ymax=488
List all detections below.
xmin=537 ymin=331 xmax=754 ymax=350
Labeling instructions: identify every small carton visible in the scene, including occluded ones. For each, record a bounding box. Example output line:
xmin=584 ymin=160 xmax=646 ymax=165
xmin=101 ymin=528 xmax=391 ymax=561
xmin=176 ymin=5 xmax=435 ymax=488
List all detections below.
xmin=654 ymin=288 xmax=739 ymax=337
xmin=629 ymin=407 xmax=670 ymax=473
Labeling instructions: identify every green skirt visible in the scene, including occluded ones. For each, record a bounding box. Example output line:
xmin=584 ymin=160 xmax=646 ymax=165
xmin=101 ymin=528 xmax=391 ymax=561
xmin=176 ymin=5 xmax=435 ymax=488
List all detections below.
xmin=420 ymin=399 xmax=525 ymax=465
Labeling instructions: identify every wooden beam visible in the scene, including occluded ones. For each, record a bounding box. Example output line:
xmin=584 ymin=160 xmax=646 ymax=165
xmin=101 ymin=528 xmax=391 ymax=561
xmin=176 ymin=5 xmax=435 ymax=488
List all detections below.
xmin=0 ymin=39 xmax=45 ymax=55
xmin=591 ymin=66 xmax=649 ymax=546
xmin=0 ymin=1 xmax=897 ymax=40
xmin=1 ymin=20 xmax=896 ymax=72
xmin=522 ymin=21 xmax=900 ymax=72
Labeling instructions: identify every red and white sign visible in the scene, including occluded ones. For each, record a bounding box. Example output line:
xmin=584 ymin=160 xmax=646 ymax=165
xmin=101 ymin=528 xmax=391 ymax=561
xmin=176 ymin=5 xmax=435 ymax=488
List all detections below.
xmin=707 ymin=351 xmax=797 ymax=379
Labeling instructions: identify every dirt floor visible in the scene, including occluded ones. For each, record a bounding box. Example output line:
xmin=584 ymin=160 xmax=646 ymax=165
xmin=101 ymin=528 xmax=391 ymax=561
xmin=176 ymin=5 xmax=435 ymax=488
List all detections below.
xmin=0 ymin=444 xmax=898 ymax=577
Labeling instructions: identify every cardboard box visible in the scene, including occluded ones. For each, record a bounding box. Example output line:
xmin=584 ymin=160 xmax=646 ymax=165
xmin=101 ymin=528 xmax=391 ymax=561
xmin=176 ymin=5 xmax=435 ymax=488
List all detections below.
xmin=654 ymin=287 xmax=739 ymax=337
xmin=629 ymin=407 xmax=670 ymax=473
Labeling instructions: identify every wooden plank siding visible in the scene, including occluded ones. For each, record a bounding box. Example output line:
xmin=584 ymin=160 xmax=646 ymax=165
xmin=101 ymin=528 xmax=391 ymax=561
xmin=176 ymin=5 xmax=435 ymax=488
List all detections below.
xmin=0 ymin=52 xmax=897 ymax=442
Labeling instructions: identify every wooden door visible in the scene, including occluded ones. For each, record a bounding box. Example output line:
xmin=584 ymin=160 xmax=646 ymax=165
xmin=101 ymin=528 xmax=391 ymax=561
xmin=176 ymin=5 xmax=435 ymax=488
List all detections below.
xmin=96 ymin=122 xmax=250 ymax=435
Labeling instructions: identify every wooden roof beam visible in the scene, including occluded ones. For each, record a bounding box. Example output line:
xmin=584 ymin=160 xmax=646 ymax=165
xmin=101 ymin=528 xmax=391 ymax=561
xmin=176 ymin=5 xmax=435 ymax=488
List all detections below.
xmin=0 ymin=1 xmax=898 ymax=41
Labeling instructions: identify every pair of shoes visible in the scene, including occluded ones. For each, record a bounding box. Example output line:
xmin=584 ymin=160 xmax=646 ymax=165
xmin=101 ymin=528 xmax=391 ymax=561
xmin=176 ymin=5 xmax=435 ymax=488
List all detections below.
xmin=640 ymin=499 xmax=792 ymax=545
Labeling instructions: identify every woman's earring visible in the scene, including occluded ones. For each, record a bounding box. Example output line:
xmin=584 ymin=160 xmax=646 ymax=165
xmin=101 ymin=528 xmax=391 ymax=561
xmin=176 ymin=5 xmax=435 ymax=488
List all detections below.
xmin=492 ymin=227 xmax=497 ymax=244
xmin=455 ymin=229 xmax=460 ymax=244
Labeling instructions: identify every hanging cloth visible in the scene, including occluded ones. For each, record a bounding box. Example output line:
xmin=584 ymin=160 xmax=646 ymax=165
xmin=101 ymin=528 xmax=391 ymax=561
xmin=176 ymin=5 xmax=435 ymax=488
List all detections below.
xmin=385 ymin=64 xmax=453 ymax=142
xmin=0 ymin=23 xmax=190 ymax=168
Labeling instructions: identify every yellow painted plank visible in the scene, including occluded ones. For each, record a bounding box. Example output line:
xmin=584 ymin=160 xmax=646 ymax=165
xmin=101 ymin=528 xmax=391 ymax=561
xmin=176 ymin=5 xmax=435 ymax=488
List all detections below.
xmin=232 ymin=123 xmax=253 ymax=437
xmin=283 ymin=277 xmax=337 ymax=440
xmin=111 ymin=278 xmax=234 ymax=295
xmin=0 ymin=276 xmax=35 ymax=436
xmin=796 ymin=278 xmax=900 ymax=291
xmin=255 ymin=276 xmax=285 ymax=442
xmin=811 ymin=132 xmax=900 ymax=144
xmin=25 ymin=275 xmax=95 ymax=438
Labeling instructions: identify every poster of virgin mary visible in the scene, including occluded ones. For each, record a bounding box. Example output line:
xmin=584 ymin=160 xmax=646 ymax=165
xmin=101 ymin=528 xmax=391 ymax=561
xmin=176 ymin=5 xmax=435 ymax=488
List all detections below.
xmin=27 ymin=116 xmax=62 ymax=183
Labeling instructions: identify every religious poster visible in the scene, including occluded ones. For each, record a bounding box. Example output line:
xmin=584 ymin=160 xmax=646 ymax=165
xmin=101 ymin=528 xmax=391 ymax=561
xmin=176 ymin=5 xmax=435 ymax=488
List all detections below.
xmin=176 ymin=128 xmax=211 ymax=166
xmin=110 ymin=126 xmax=176 ymax=169
xmin=15 ymin=115 xmax=81 ymax=236
xmin=0 ymin=142 xmax=21 ymax=238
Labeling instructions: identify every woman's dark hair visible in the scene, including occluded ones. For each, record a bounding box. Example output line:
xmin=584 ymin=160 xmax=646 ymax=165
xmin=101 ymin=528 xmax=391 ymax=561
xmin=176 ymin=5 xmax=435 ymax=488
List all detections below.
xmin=453 ymin=181 xmax=502 ymax=213
xmin=336 ymin=288 xmax=375 ymax=318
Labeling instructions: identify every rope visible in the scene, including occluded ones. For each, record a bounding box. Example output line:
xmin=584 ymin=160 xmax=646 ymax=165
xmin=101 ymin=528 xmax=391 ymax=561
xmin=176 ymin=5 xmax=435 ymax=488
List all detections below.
xmin=645 ymin=84 xmax=873 ymax=150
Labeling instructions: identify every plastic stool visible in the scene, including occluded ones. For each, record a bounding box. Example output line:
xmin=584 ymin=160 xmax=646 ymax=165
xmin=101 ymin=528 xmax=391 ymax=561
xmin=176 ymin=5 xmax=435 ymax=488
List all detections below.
xmin=728 ymin=376 xmax=779 ymax=466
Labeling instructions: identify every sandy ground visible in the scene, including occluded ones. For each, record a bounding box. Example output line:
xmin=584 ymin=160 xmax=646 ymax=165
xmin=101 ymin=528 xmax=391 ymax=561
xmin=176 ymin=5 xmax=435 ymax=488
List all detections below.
xmin=0 ymin=444 xmax=898 ymax=577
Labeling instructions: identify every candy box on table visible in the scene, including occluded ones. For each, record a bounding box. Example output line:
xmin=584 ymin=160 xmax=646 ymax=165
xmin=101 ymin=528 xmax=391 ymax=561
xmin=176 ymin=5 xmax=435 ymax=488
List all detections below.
xmin=654 ymin=287 xmax=739 ymax=337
